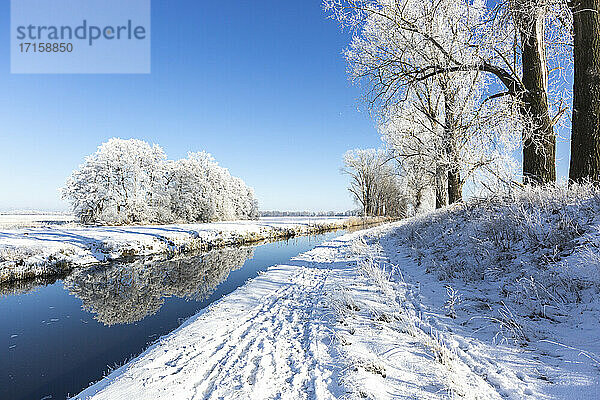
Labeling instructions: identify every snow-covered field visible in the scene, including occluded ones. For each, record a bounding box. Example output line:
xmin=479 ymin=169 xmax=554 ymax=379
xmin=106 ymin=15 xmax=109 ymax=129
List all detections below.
xmin=0 ymin=217 xmax=374 ymax=283
xmin=74 ymin=187 xmax=600 ymax=399
xmin=0 ymin=213 xmax=76 ymax=229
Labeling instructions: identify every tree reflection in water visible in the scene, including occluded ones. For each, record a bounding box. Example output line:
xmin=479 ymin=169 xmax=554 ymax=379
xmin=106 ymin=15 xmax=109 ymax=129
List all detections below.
xmin=64 ymin=247 xmax=254 ymax=326
xmin=0 ymin=274 xmax=66 ymax=297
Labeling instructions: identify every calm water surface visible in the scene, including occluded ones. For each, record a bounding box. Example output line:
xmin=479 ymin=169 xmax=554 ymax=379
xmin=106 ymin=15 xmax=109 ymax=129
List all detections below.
xmin=0 ymin=229 xmax=355 ymax=400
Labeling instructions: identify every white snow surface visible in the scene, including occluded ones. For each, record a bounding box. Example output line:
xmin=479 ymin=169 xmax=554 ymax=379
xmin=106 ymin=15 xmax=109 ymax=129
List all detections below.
xmin=0 ymin=213 xmax=76 ymax=229
xmin=74 ymin=218 xmax=600 ymax=399
xmin=0 ymin=217 xmax=355 ymax=282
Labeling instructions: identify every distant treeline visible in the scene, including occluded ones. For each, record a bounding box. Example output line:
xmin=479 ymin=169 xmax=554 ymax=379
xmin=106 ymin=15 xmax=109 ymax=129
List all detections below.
xmin=0 ymin=210 xmax=70 ymax=215
xmin=259 ymin=210 xmax=360 ymax=217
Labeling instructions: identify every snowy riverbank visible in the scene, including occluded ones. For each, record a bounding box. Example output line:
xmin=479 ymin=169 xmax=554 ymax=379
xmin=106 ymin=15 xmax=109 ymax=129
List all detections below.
xmin=0 ymin=217 xmax=383 ymax=284
xmin=74 ymin=200 xmax=600 ymax=399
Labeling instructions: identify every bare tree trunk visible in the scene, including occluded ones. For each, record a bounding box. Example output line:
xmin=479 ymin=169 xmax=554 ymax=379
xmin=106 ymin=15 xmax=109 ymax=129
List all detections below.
xmin=520 ymin=12 xmax=556 ymax=185
xmin=447 ymin=169 xmax=462 ymax=204
xmin=569 ymin=0 xmax=600 ymax=183
xmin=415 ymin=187 xmax=423 ymax=213
xmin=442 ymin=85 xmax=463 ymax=203
xmin=435 ymin=169 xmax=448 ymax=209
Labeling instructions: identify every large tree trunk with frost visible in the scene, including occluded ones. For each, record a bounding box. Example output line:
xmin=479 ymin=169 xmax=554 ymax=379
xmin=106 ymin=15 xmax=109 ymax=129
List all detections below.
xmin=442 ymin=87 xmax=463 ymax=204
xmin=447 ymin=169 xmax=462 ymax=204
xmin=412 ymin=179 xmax=428 ymax=214
xmin=569 ymin=0 xmax=600 ymax=183
xmin=520 ymin=13 xmax=556 ymax=185
xmin=435 ymin=169 xmax=448 ymax=209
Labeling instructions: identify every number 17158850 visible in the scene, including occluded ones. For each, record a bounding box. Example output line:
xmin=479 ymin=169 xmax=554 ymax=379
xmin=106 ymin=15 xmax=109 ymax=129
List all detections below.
xmin=19 ymin=42 xmax=73 ymax=53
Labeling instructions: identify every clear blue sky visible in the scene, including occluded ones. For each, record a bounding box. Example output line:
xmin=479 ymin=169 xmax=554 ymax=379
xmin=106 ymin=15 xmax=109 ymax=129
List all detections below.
xmin=0 ymin=0 xmax=380 ymax=212
xmin=0 ymin=1 xmax=572 ymax=212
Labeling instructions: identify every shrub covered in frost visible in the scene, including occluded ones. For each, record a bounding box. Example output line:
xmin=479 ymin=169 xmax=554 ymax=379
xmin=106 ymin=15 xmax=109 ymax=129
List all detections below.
xmin=62 ymin=138 xmax=259 ymax=225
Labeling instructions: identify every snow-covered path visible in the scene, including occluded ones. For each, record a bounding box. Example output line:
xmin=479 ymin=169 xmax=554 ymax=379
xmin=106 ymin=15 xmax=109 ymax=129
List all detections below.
xmin=75 ymin=242 xmax=350 ymax=399
xmin=74 ymin=224 xmax=599 ymax=399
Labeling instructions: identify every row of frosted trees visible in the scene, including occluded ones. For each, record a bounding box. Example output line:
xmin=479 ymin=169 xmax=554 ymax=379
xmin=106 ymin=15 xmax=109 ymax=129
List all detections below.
xmin=62 ymin=138 xmax=259 ymax=225
xmin=327 ymin=0 xmax=600 ymax=212
xmin=341 ymin=149 xmax=408 ymax=217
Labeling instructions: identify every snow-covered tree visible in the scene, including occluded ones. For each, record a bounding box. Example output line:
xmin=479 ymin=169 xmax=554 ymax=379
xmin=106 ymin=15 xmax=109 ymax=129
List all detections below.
xmin=166 ymin=152 xmax=259 ymax=223
xmin=62 ymin=139 xmax=259 ymax=225
xmin=342 ymin=148 xmax=407 ymax=217
xmin=62 ymin=138 xmax=168 ymax=224
xmin=380 ymin=74 xmax=521 ymax=208
xmin=325 ymin=0 xmax=572 ymax=185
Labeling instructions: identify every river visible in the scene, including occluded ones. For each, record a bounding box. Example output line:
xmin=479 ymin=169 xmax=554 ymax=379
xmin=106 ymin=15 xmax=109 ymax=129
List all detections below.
xmin=0 ymin=227 xmax=367 ymax=400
